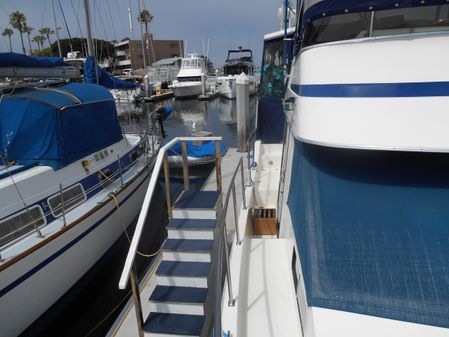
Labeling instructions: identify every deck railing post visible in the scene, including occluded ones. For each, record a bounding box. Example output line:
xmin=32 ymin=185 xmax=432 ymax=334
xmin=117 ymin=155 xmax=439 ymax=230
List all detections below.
xmin=59 ymin=183 xmax=66 ymax=226
xmin=223 ymin=224 xmax=235 ymax=307
xmin=181 ymin=141 xmax=190 ymax=191
xmin=215 ymin=140 xmax=222 ymax=192
xmin=239 ymin=159 xmax=247 ymax=209
xmin=163 ymin=153 xmax=173 ymax=220
xmin=118 ymin=154 xmax=124 ymax=187
xmin=231 ymin=182 xmax=241 ymax=245
xmin=130 ymin=266 xmax=144 ymax=337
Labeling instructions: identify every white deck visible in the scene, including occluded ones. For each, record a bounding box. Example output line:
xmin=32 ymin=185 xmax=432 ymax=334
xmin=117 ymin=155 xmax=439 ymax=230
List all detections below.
xmin=222 ymin=238 xmax=303 ymax=337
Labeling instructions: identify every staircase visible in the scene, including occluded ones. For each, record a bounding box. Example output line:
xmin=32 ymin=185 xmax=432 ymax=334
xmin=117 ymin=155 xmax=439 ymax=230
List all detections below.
xmin=142 ymin=190 xmax=221 ymax=337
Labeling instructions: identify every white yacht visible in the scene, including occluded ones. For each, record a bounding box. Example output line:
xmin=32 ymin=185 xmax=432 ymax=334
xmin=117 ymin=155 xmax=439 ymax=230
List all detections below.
xmin=170 ymin=54 xmax=208 ymax=99
xmin=112 ymin=2 xmax=449 ymax=337
xmin=0 ymin=81 xmax=159 ymax=337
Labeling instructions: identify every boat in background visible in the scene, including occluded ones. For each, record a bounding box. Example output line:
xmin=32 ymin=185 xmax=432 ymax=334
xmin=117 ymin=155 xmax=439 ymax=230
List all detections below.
xmin=169 ymin=54 xmax=208 ymax=99
xmin=0 ymin=79 xmax=160 ymax=337
xmin=217 ymin=47 xmax=259 ymax=99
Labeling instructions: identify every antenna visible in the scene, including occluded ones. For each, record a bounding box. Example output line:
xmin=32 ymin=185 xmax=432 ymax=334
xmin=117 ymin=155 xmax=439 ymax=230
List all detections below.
xmin=128 ymin=2 xmax=134 ymax=37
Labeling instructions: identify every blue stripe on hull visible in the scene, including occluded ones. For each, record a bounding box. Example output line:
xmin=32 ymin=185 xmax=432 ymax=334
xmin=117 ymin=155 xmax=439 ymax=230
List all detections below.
xmin=291 ymin=82 xmax=449 ymax=98
xmin=0 ymin=168 xmax=149 ymax=297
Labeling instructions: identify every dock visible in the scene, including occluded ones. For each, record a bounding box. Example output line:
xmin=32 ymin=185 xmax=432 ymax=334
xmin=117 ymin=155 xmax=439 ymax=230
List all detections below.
xmin=143 ymin=90 xmax=174 ymax=102
xmin=198 ymin=91 xmax=220 ymax=101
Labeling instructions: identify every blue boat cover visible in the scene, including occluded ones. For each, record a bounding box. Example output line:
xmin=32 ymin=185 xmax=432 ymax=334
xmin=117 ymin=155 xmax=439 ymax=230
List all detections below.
xmin=302 ymin=0 xmax=449 ymax=29
xmin=167 ymin=141 xmax=226 ymax=158
xmin=0 ymin=52 xmax=68 ymax=68
xmin=0 ymin=83 xmax=122 ymax=169
xmin=287 ymin=139 xmax=449 ymax=328
xmin=84 ymin=56 xmax=137 ymax=90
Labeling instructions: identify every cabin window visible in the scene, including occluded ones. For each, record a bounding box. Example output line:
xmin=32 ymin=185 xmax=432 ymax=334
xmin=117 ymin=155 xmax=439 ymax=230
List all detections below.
xmin=0 ymin=206 xmax=46 ymax=247
xmin=48 ymin=184 xmax=86 ymax=217
xmin=178 ymin=76 xmax=201 ymax=82
xmin=303 ymin=4 xmax=449 ymax=47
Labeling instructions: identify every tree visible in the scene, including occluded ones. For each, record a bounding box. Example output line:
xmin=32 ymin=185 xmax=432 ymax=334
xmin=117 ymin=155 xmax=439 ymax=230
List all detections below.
xmin=23 ymin=25 xmax=34 ymax=54
xmin=138 ymin=9 xmax=154 ymax=63
xmin=32 ymin=35 xmax=46 ymax=51
xmin=2 ymin=28 xmax=14 ymax=52
xmin=9 ymin=10 xmax=27 ymax=54
xmin=39 ymin=27 xmax=54 ymax=51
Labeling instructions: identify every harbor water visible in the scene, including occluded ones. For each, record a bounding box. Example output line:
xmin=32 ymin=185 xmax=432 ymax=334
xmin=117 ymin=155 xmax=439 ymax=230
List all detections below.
xmin=31 ymin=96 xmax=256 ymax=337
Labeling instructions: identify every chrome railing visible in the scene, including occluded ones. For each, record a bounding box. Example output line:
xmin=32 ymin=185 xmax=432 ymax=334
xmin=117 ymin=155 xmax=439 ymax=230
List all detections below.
xmin=118 ymin=136 xmax=222 ymax=337
xmin=213 ymin=157 xmax=246 ymax=336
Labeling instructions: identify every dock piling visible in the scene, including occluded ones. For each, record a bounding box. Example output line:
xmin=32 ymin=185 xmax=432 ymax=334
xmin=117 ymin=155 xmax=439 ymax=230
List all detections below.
xmin=236 ymin=72 xmax=250 ymax=152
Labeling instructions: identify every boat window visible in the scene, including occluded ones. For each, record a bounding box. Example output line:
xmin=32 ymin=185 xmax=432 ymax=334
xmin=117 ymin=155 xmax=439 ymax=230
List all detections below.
xmin=0 ymin=206 xmax=45 ymax=247
xmin=260 ymin=37 xmax=285 ymax=98
xmin=178 ymin=76 xmax=201 ymax=82
xmin=303 ymin=4 xmax=449 ymax=47
xmin=182 ymin=58 xmax=199 ymax=68
xmin=48 ymin=184 xmax=86 ymax=217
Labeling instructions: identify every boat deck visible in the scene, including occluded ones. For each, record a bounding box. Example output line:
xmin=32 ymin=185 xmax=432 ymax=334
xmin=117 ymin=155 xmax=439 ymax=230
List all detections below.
xmin=233 ymin=238 xmax=302 ymax=337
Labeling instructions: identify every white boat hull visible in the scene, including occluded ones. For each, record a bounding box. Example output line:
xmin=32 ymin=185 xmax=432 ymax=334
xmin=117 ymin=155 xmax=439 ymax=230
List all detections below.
xmin=171 ymin=82 xmax=203 ymax=98
xmin=0 ymin=167 xmax=151 ymax=337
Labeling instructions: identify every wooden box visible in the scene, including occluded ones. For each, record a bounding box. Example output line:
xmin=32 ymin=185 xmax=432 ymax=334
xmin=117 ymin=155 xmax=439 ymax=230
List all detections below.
xmin=253 ymin=208 xmax=277 ymax=235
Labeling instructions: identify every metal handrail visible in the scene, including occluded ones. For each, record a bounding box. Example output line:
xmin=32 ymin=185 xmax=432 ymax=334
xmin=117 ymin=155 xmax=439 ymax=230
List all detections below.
xmin=213 ymin=156 xmax=246 ymax=336
xmin=118 ymin=136 xmax=222 ymax=289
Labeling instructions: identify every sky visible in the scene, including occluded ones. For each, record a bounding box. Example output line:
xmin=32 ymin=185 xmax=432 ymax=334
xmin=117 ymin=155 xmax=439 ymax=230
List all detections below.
xmin=0 ymin=0 xmax=285 ymax=66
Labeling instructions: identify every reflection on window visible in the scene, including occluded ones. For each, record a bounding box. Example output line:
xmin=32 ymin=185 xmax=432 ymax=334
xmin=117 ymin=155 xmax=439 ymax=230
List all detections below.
xmin=0 ymin=206 xmax=45 ymax=247
xmin=303 ymin=4 xmax=449 ymax=47
xmin=48 ymin=184 xmax=86 ymax=217
xmin=260 ymin=38 xmax=285 ymax=99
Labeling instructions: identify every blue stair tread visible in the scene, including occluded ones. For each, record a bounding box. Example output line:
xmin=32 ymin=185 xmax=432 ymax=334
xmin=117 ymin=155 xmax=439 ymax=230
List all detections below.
xmin=163 ymin=239 xmax=213 ymax=252
xmin=156 ymin=261 xmax=210 ymax=277
xmin=175 ymin=190 xmax=220 ymax=209
xmin=150 ymin=286 xmax=207 ymax=304
xmin=143 ymin=312 xmax=204 ymax=336
xmin=167 ymin=218 xmax=216 ymax=230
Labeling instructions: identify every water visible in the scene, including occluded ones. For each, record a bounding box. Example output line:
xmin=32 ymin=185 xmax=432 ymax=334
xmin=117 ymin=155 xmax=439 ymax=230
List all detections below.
xmin=31 ymin=96 xmax=256 ymax=337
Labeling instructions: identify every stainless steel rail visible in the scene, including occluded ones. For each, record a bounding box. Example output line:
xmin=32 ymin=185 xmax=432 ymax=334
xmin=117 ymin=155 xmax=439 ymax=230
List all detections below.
xmin=213 ymin=156 xmax=246 ymax=336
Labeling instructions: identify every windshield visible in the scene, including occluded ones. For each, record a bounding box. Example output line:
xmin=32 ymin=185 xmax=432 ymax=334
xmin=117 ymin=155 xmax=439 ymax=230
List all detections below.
xmin=182 ymin=58 xmax=200 ymax=68
xmin=303 ymin=4 xmax=449 ymax=47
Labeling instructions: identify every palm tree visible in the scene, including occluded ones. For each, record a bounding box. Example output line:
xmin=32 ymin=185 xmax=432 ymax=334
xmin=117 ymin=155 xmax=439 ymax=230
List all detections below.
xmin=32 ymin=35 xmax=45 ymax=51
xmin=138 ymin=9 xmax=154 ymax=63
xmin=2 ymin=28 xmax=14 ymax=52
xmin=9 ymin=11 xmax=27 ymax=54
xmin=39 ymin=27 xmax=54 ymax=50
xmin=23 ymin=25 xmax=34 ymax=54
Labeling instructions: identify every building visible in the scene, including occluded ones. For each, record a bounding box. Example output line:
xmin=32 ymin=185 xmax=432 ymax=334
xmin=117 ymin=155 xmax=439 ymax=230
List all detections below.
xmin=114 ymin=36 xmax=184 ymax=71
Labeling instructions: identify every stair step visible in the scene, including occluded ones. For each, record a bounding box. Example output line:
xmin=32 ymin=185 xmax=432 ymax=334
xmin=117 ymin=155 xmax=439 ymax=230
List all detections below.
xmin=143 ymin=312 xmax=204 ymax=336
xmin=150 ymin=285 xmax=208 ymax=304
xmin=162 ymin=239 xmax=213 ymax=262
xmin=156 ymin=261 xmax=210 ymax=288
xmin=167 ymin=219 xmax=216 ymax=240
xmin=149 ymin=286 xmax=207 ymax=316
xmin=173 ymin=191 xmax=220 ymax=220
xmin=175 ymin=190 xmax=220 ymax=209
xmin=163 ymin=239 xmax=213 ymax=252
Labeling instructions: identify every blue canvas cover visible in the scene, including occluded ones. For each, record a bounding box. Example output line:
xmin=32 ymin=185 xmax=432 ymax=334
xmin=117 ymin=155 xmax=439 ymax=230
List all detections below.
xmin=302 ymin=0 xmax=449 ymax=29
xmin=0 ymin=52 xmax=68 ymax=68
xmin=0 ymin=83 xmax=123 ymax=169
xmin=167 ymin=141 xmax=226 ymax=158
xmin=287 ymin=139 xmax=449 ymax=328
xmin=84 ymin=56 xmax=137 ymax=90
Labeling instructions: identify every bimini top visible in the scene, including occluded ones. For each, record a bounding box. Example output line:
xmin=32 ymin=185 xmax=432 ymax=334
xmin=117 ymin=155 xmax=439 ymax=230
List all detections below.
xmin=302 ymin=0 xmax=449 ymax=28
xmin=0 ymin=82 xmax=122 ymax=169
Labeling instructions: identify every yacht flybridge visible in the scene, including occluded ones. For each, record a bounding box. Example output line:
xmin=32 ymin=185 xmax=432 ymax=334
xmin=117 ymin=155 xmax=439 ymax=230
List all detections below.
xmin=114 ymin=1 xmax=449 ymax=337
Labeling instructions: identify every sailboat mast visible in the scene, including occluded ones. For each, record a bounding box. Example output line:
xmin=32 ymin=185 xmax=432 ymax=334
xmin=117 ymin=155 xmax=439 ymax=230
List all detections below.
xmin=83 ymin=0 xmax=95 ymax=58
xmin=51 ymin=0 xmax=63 ymax=57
